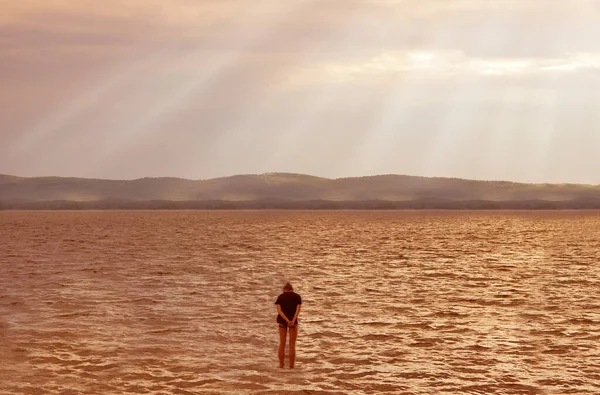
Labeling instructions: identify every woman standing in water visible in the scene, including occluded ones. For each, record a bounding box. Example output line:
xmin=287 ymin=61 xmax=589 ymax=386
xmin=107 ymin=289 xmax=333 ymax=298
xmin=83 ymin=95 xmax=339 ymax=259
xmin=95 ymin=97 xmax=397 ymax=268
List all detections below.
xmin=275 ymin=282 xmax=302 ymax=369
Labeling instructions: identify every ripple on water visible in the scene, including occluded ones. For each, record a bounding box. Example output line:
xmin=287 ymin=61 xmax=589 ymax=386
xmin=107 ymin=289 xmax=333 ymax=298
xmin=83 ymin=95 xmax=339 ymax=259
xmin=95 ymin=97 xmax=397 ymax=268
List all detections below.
xmin=1 ymin=210 xmax=600 ymax=394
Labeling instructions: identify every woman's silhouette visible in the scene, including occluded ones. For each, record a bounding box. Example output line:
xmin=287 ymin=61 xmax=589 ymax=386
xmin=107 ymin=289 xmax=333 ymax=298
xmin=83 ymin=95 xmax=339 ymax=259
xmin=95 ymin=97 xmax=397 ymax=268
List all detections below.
xmin=275 ymin=282 xmax=302 ymax=368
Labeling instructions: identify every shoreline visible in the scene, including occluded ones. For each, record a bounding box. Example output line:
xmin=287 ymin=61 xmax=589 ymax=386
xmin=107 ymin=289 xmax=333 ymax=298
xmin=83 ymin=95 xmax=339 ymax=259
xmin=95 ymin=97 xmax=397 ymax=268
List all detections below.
xmin=2 ymin=200 xmax=600 ymax=211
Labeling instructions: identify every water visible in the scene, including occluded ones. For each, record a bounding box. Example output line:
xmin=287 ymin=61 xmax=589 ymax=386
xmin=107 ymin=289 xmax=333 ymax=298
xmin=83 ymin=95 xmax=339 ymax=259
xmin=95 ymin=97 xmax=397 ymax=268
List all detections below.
xmin=1 ymin=210 xmax=600 ymax=394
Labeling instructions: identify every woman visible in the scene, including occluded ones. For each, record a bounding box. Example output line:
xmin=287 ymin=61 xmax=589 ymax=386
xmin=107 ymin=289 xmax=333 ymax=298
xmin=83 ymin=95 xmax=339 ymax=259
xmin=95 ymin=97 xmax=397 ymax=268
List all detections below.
xmin=275 ymin=282 xmax=302 ymax=369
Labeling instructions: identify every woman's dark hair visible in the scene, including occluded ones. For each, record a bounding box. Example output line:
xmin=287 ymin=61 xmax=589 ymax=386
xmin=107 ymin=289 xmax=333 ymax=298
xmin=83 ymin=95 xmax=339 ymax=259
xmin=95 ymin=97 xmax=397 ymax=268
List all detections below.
xmin=283 ymin=282 xmax=293 ymax=291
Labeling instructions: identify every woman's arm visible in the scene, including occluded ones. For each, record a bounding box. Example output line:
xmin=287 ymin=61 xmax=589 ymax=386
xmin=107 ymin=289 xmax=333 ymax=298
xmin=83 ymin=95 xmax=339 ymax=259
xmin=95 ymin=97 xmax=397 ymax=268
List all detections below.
xmin=276 ymin=304 xmax=290 ymax=324
xmin=291 ymin=305 xmax=301 ymax=325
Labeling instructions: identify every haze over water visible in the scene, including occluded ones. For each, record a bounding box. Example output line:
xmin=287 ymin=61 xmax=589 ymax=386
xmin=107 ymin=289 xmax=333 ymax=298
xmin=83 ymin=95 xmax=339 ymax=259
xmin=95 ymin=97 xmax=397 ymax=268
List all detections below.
xmin=1 ymin=210 xmax=600 ymax=394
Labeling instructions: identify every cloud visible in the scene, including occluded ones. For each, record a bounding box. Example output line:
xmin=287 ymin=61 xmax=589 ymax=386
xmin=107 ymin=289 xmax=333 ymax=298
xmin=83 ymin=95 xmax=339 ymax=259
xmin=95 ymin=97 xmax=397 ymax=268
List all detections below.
xmin=2 ymin=0 xmax=599 ymax=73
xmin=1 ymin=0 xmax=600 ymax=182
xmin=291 ymin=50 xmax=600 ymax=86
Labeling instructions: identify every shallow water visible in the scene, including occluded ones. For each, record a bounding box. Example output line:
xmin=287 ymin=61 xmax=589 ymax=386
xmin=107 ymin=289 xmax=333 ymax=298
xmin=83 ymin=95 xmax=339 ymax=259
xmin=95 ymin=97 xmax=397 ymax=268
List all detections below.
xmin=1 ymin=210 xmax=600 ymax=394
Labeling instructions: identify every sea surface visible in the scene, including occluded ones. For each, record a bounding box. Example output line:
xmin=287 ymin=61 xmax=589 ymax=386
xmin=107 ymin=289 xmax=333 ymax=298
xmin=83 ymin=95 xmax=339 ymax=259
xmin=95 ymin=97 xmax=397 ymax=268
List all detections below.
xmin=1 ymin=210 xmax=600 ymax=395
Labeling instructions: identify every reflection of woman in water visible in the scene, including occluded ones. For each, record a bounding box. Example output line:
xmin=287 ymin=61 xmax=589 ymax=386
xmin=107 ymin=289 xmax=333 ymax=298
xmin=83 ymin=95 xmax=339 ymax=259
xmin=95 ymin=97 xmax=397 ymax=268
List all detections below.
xmin=275 ymin=282 xmax=302 ymax=369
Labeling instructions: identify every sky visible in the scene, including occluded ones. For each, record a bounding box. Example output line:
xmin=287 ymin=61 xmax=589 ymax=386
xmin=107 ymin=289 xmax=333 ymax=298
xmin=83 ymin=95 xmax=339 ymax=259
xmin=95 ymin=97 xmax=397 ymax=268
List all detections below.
xmin=1 ymin=0 xmax=600 ymax=184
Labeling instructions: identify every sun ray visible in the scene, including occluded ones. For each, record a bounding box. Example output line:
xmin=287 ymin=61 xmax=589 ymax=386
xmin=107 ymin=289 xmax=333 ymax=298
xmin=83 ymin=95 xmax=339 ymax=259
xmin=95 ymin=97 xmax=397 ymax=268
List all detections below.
xmin=210 ymin=8 xmax=380 ymax=177
xmin=90 ymin=0 xmax=318 ymax=173
xmin=415 ymin=14 xmax=523 ymax=180
xmin=8 ymin=1 xmax=315 ymax=174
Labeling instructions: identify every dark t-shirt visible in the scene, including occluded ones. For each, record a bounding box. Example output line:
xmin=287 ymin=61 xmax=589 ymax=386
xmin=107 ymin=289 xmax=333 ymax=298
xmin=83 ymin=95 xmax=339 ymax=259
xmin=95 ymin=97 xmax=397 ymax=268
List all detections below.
xmin=275 ymin=292 xmax=302 ymax=325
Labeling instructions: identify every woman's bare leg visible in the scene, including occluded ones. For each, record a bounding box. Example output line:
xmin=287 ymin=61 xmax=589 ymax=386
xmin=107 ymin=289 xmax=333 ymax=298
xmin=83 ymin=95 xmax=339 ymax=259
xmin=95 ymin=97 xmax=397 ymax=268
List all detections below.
xmin=278 ymin=327 xmax=287 ymax=368
xmin=289 ymin=326 xmax=298 ymax=369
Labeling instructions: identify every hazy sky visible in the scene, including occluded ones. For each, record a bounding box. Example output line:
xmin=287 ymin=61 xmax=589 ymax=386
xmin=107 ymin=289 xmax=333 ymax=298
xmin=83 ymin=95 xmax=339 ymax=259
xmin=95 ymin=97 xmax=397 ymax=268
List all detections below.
xmin=2 ymin=0 xmax=600 ymax=183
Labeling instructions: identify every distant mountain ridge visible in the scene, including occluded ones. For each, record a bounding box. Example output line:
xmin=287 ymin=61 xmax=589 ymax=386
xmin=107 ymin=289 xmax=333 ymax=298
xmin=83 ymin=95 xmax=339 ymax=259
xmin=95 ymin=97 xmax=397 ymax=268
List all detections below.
xmin=2 ymin=173 xmax=600 ymax=206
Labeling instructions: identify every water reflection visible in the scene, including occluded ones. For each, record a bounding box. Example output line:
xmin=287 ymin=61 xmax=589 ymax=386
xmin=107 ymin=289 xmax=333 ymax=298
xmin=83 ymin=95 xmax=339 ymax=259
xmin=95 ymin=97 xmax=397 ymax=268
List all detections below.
xmin=1 ymin=210 xmax=599 ymax=394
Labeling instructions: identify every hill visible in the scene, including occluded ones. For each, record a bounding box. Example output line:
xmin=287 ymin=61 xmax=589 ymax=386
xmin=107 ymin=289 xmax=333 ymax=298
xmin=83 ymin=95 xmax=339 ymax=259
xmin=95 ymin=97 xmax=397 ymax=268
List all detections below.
xmin=1 ymin=173 xmax=600 ymax=209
